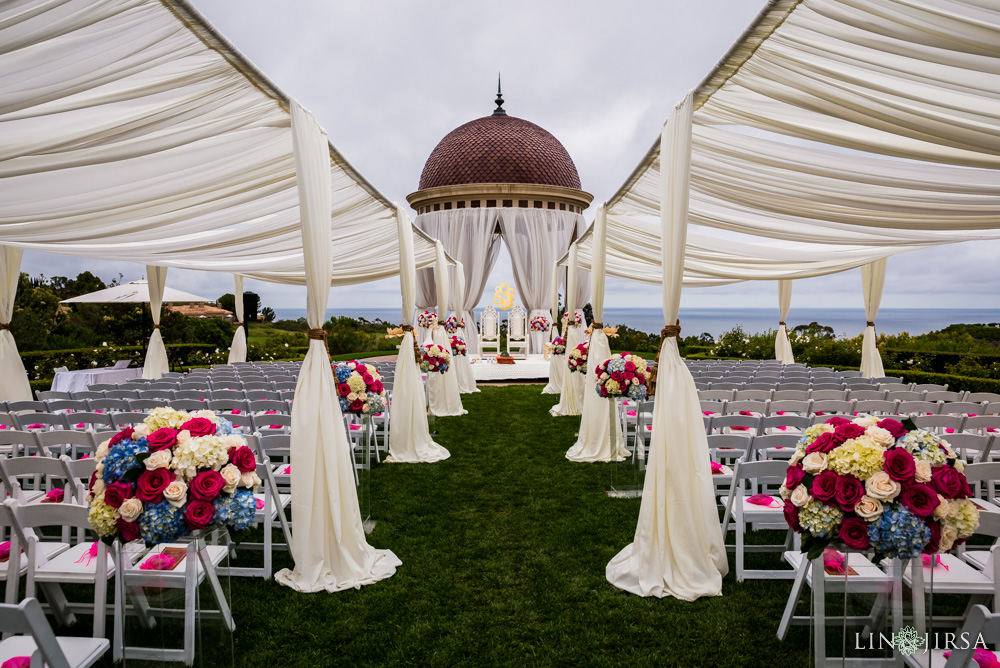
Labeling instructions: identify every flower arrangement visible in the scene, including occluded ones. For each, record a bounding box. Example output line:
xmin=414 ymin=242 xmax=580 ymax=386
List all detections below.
xmin=567 ymin=341 xmax=589 ymax=374
xmin=444 ymin=315 xmax=465 ymax=334
xmin=780 ymin=415 xmax=979 ymax=561
xmin=333 ymin=361 xmax=387 ymax=415
xmin=87 ymin=407 xmax=260 ymax=545
xmin=561 ymin=312 xmax=584 ymax=329
xmin=594 ymin=353 xmax=649 ymax=401
xmin=530 ymin=315 xmax=550 ymax=332
xmin=552 ymin=337 xmax=566 ymax=355
xmin=420 ymin=343 xmax=451 ymax=374
xmin=417 ymin=310 xmax=438 ymax=329
xmin=450 ymin=336 xmax=467 ymax=357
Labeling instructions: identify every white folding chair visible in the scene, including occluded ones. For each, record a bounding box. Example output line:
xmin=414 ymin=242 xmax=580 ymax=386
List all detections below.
xmin=0 ymin=598 xmax=109 ymax=668
xmin=903 ymin=604 xmax=1000 ymax=667
xmin=720 ymin=459 xmax=793 ymax=582
xmin=219 ymin=461 xmax=293 ymax=579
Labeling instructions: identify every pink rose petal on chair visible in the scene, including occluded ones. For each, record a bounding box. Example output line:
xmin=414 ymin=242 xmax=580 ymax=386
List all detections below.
xmin=255 ymin=498 xmax=265 ymax=510
xmin=746 ymin=493 xmax=780 ymax=508
xmin=140 ymin=554 xmax=178 ymax=570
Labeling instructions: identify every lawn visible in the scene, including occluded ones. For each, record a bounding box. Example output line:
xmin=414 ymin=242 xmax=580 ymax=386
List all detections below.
xmin=76 ymin=386 xmax=817 ymax=666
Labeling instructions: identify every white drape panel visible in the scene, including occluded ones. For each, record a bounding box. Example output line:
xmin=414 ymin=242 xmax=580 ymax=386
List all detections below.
xmin=0 ymin=246 xmax=30 ymax=402
xmin=387 ymin=207 xmax=449 ymax=463
xmin=498 ymin=208 xmax=582 ymax=353
xmin=415 ymin=209 xmax=502 ymax=356
xmin=567 ymin=206 xmax=627 ymax=462
xmin=275 ymin=103 xmax=399 ymax=593
xmin=775 ymin=279 xmax=794 ymax=364
xmin=452 ymin=262 xmax=479 ymax=394
xmin=141 ymin=265 xmax=169 ymax=379
xmin=428 ymin=242 xmax=465 ymax=417
xmin=860 ymin=258 xmax=887 ymax=379
xmin=227 ymin=274 xmax=247 ymax=365
xmin=607 ymin=95 xmax=728 ymax=600
xmin=550 ymin=245 xmax=583 ymax=417
xmin=542 ymin=260 xmax=564 ymax=395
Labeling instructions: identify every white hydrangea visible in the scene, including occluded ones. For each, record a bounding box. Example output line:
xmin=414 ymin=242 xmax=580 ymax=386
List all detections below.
xmin=171 ymin=435 xmax=230 ymax=479
xmin=145 ymin=406 xmax=189 ymax=431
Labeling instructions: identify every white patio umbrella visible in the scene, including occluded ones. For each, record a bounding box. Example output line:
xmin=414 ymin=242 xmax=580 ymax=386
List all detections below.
xmin=60 ymin=280 xmax=213 ymax=304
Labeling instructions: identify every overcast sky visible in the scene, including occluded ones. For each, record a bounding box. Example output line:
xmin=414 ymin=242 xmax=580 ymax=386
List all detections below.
xmin=20 ymin=0 xmax=1000 ymax=313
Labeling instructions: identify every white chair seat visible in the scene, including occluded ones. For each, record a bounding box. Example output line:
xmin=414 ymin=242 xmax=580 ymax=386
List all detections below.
xmin=968 ymin=497 xmax=1000 ymax=514
xmin=125 ymin=543 xmax=229 ymax=584
xmin=906 ymin=648 xmax=1000 ymax=668
xmin=892 ymin=553 xmax=993 ymax=595
xmin=254 ymin=492 xmax=291 ymax=521
xmin=962 ymin=550 xmax=990 ymax=571
xmin=0 ymin=635 xmax=109 ymax=668
xmin=783 ymin=550 xmax=889 ymax=592
xmin=35 ymin=542 xmax=114 ymax=583
xmin=0 ymin=541 xmax=69 ymax=580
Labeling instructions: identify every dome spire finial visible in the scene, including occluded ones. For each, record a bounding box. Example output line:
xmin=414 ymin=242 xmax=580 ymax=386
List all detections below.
xmin=493 ymin=73 xmax=506 ymax=116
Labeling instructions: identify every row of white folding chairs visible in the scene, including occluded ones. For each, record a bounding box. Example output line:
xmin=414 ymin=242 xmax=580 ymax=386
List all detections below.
xmin=697 ymin=397 xmax=1000 ymax=418
xmin=18 ymin=395 xmax=294 ymax=413
xmin=0 ymin=430 xmax=99 ymax=461
xmin=698 ymin=388 xmax=984 ymax=402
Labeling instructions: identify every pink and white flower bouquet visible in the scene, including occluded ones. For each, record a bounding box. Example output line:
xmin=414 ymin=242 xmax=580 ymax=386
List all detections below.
xmin=561 ymin=312 xmax=584 ymax=330
xmin=552 ymin=337 xmax=566 ymax=355
xmin=594 ymin=353 xmax=649 ymax=400
xmin=420 ymin=343 xmax=451 ymax=374
xmin=567 ymin=341 xmax=589 ymax=374
xmin=87 ymin=407 xmax=260 ymax=545
xmin=450 ymin=336 xmax=467 ymax=356
xmin=529 ymin=315 xmax=550 ymax=332
xmin=417 ymin=310 xmax=438 ymax=329
xmin=444 ymin=316 xmax=464 ymax=334
xmin=333 ymin=361 xmax=387 ymax=414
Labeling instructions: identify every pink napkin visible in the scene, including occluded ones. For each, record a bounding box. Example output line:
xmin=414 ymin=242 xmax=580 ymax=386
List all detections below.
xmin=0 ymin=425 xmax=6 ymax=430
xmin=42 ymin=489 xmax=64 ymax=503
xmin=279 ymin=466 xmax=290 ymax=475
xmin=710 ymin=461 xmax=725 ymax=475
xmin=230 ymin=409 xmax=242 ymax=415
xmin=26 ymin=423 xmax=43 ymax=429
xmin=1 ymin=657 xmax=30 ymax=668
xmin=255 ymin=498 xmax=265 ymax=510
xmin=823 ymin=549 xmax=847 ymax=575
xmin=139 ymin=554 xmax=178 ymax=570
xmin=0 ymin=541 xmax=22 ymax=561
xmin=75 ymin=423 xmax=85 ymax=428
xmin=746 ymin=493 xmax=780 ymax=508
xmin=922 ymin=554 xmax=949 ymax=570
xmin=74 ymin=542 xmax=99 ymax=567
xmin=626 ymin=410 xmax=637 ymax=417
xmin=942 ymin=649 xmax=1000 ymax=668
xmin=702 ymin=411 xmax=715 ymax=416
xmin=349 ymin=424 xmax=361 ymax=431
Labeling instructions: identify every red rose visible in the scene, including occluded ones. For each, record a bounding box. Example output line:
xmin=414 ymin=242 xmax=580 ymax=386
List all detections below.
xmin=184 ymin=500 xmax=216 ymax=531
xmin=146 ymin=428 xmax=178 ymax=452
xmin=116 ymin=518 xmax=141 ymax=542
xmin=88 ymin=470 xmax=98 ymax=492
xmin=831 ymin=422 xmax=865 ymax=446
xmin=103 ymin=482 xmax=134 ymax=509
xmin=624 ymin=371 xmax=635 ymax=381
xmin=825 ymin=416 xmax=850 ymax=428
xmin=806 ymin=432 xmax=838 ymax=454
xmin=228 ymin=445 xmax=257 ymax=474
xmin=783 ymin=500 xmax=801 ymax=532
xmin=811 ymin=471 xmax=839 ymax=503
xmin=362 ymin=373 xmax=374 ymax=385
xmin=785 ymin=465 xmax=806 ymax=490
xmin=884 ymin=448 xmax=917 ymax=483
xmin=834 ymin=475 xmax=865 ymax=512
xmin=338 ymin=383 xmax=351 ymax=397
xmin=900 ymin=483 xmax=940 ymax=518
xmin=350 ymin=399 xmax=364 ymax=411
xmin=877 ymin=419 xmax=907 ymax=440
xmin=923 ymin=520 xmax=942 ymax=554
xmin=959 ymin=475 xmax=972 ymax=499
xmin=838 ymin=517 xmax=870 ymax=550
xmin=931 ymin=465 xmax=964 ymax=499
xmin=373 ymin=381 xmax=384 ymax=393
xmin=135 ymin=468 xmax=175 ymax=503
xmin=610 ymin=371 xmax=625 ymax=382
xmin=624 ymin=361 xmax=637 ymax=372
xmin=179 ymin=417 xmax=216 ymax=437
xmin=355 ymin=364 xmax=368 ymax=374
xmin=109 ymin=427 xmax=135 ymax=447
xmin=189 ymin=470 xmax=226 ymax=502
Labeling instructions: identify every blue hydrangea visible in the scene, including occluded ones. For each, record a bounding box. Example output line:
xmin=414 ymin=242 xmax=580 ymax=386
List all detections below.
xmin=607 ymin=359 xmax=627 ymax=373
xmin=138 ymin=501 xmax=185 ymax=545
xmin=214 ymin=417 xmax=236 ymax=436
xmin=213 ymin=489 xmax=257 ymax=531
xmin=334 ymin=365 xmax=352 ymax=382
xmin=627 ymin=384 xmax=648 ymax=402
xmin=868 ymin=503 xmax=931 ymax=560
xmin=101 ymin=438 xmax=149 ymax=484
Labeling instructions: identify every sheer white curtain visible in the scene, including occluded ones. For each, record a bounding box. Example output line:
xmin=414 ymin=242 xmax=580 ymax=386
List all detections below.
xmin=542 ymin=262 xmax=564 ymax=395
xmin=498 ymin=208 xmax=581 ymax=354
xmin=550 ymin=245 xmax=584 ymax=417
xmin=275 ymin=102 xmax=399 ymax=593
xmin=451 ymin=262 xmax=479 ymax=394
xmin=775 ymin=279 xmax=794 ymax=364
xmin=415 ymin=208 xmax=502 ymax=356
xmin=567 ymin=206 xmax=626 ymax=462
xmin=0 ymin=246 xmax=31 ymax=401
xmin=227 ymin=274 xmax=247 ymax=364
xmin=142 ymin=265 xmax=169 ymax=379
xmin=861 ymin=259 xmax=887 ymax=378
xmin=607 ymin=94 xmax=728 ymax=600
xmin=428 ymin=242 xmax=466 ymax=417
xmin=388 ymin=207 xmax=450 ymax=463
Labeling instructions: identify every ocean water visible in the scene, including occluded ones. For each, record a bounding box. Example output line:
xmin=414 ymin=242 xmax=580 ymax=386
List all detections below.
xmin=271 ymin=307 xmax=1000 ymax=338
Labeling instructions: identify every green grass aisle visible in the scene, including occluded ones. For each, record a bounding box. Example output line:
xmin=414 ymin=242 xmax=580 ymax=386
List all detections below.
xmin=224 ymin=385 xmax=809 ymax=667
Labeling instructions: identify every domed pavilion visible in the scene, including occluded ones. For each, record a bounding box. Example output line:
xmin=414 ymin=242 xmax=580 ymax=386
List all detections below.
xmin=408 ymin=85 xmax=592 ymax=355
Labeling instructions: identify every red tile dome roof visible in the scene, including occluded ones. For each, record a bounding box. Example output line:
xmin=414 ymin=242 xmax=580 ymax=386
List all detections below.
xmin=418 ymin=115 xmax=582 ymax=191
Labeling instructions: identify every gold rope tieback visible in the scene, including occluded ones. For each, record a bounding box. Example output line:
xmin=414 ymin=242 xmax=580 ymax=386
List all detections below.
xmin=0 ymin=323 xmax=9 ymax=331
xmin=591 ymin=322 xmax=603 ymax=329
xmin=152 ymin=324 xmax=161 ymax=330
xmin=779 ymin=321 xmax=786 ymax=326
xmin=866 ymin=321 xmax=875 ymax=327
xmin=661 ymin=324 xmax=681 ymax=338
xmin=650 ymin=321 xmax=680 ymax=397
xmin=306 ymin=328 xmax=327 ymax=341
xmin=233 ymin=321 xmax=243 ymax=327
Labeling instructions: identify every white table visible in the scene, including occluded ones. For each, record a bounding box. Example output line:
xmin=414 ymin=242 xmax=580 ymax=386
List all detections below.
xmin=470 ymin=354 xmax=552 ymax=381
xmin=51 ymin=367 xmax=143 ymax=393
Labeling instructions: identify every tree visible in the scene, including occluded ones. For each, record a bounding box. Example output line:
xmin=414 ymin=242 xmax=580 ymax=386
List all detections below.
xmin=218 ymin=293 xmax=236 ymax=313
xmin=260 ymin=306 xmax=276 ymax=323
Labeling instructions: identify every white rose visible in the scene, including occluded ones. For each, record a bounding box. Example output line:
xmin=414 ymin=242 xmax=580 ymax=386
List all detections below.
xmin=866 ymin=426 xmax=895 ymax=447
xmin=347 ymin=393 xmax=358 ymax=402
xmin=91 ymin=478 xmax=105 ymax=500
xmin=779 ymin=484 xmax=791 ymax=500
xmin=854 ymin=495 xmax=884 ymax=521
xmin=933 ymin=495 xmax=952 ymax=521
xmin=865 ymin=471 xmax=901 ymax=501
xmin=143 ymin=449 xmax=172 ymax=470
xmin=802 ymin=452 xmax=828 ymax=474
xmin=240 ymin=471 xmax=261 ymax=490
xmin=132 ymin=424 xmax=150 ymax=438
xmin=788 ymin=449 xmax=805 ymax=466
xmin=914 ymin=460 xmax=932 ymax=483
xmin=220 ymin=464 xmax=241 ymax=494
xmin=118 ymin=497 xmax=143 ymax=522
xmin=939 ymin=524 xmax=958 ymax=552
xmin=954 ymin=458 xmax=965 ymax=473
xmin=790 ymin=485 xmax=811 ymax=508
xmin=163 ymin=480 xmax=188 ymax=508
xmin=96 ymin=440 xmax=110 ymax=460
xmin=815 ymin=424 xmax=835 ymax=435
xmin=176 ymin=429 xmax=192 ymax=444
xmin=853 ymin=416 xmax=876 ymax=429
